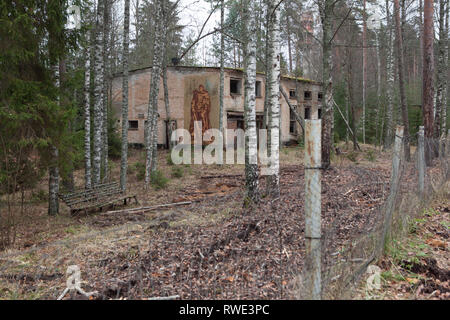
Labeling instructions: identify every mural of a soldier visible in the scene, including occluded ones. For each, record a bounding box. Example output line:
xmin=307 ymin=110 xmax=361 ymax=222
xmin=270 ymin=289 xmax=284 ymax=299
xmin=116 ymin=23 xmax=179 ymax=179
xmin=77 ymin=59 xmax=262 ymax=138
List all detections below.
xmin=189 ymin=84 xmax=211 ymax=142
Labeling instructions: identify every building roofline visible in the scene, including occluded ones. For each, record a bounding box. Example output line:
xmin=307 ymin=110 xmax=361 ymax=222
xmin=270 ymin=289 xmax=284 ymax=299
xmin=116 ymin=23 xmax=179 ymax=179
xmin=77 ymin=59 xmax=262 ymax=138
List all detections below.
xmin=113 ymin=65 xmax=321 ymax=85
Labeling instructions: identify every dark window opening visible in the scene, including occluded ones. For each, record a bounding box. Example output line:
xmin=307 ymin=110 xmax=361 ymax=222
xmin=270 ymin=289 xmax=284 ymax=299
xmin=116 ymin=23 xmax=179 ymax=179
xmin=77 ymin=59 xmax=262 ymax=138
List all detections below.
xmin=230 ymin=78 xmax=242 ymax=95
xmin=318 ymin=92 xmax=323 ymax=101
xmin=289 ymin=107 xmax=297 ymax=134
xmin=318 ymin=108 xmax=322 ymax=119
xmin=304 ymin=106 xmax=311 ymax=120
xmin=289 ymin=89 xmax=297 ymax=99
xmin=304 ymin=91 xmax=312 ymax=100
xmin=129 ymin=120 xmax=139 ymax=130
xmin=255 ymin=81 xmax=262 ymax=97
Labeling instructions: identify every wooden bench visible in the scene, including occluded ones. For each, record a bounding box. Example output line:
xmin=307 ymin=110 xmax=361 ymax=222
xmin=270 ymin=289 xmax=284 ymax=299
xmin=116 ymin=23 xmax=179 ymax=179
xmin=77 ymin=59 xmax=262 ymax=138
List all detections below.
xmin=59 ymin=182 xmax=138 ymax=215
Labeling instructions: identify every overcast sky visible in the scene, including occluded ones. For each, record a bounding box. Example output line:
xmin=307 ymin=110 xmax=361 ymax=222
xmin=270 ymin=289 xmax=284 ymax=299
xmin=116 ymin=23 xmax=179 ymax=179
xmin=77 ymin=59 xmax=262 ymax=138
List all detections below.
xmin=177 ymin=0 xmax=221 ymax=65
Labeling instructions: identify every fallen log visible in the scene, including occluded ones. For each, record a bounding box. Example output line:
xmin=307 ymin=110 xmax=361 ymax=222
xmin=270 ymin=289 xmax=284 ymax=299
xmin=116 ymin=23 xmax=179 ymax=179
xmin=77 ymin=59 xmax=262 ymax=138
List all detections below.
xmin=105 ymin=201 xmax=192 ymax=215
xmin=200 ymin=174 xmax=242 ymax=179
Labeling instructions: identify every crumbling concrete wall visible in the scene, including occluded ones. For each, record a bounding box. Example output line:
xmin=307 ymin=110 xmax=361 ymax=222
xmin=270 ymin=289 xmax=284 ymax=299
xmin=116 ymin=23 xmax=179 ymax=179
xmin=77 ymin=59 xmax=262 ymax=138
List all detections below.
xmin=111 ymin=66 xmax=322 ymax=147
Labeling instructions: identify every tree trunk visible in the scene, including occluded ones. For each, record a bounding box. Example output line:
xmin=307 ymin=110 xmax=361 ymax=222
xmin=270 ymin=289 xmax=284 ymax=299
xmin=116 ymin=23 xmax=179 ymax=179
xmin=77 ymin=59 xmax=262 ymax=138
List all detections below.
xmin=120 ymin=0 xmax=130 ymax=192
xmin=422 ymin=0 xmax=435 ymax=164
xmin=320 ymin=0 xmax=334 ymax=169
xmin=346 ymin=40 xmax=357 ymax=151
xmin=263 ymin=2 xmax=271 ymax=131
xmin=145 ymin=0 xmax=163 ymax=187
xmin=219 ymin=0 xmax=224 ymax=136
xmin=443 ymin=0 xmax=448 ymax=134
xmin=48 ymin=64 xmax=60 ymax=216
xmin=375 ymin=31 xmax=382 ymax=147
xmin=243 ymin=0 xmax=259 ymax=203
xmin=285 ymin=0 xmax=293 ymax=75
xmin=435 ymin=0 xmax=446 ymax=138
xmin=102 ymin=0 xmax=111 ymax=182
xmin=93 ymin=0 xmax=105 ymax=186
xmin=84 ymin=34 xmax=92 ymax=189
xmin=384 ymin=0 xmax=395 ymax=149
xmin=266 ymin=0 xmax=281 ymax=197
xmin=48 ymin=145 xmax=59 ymax=216
xmin=394 ymin=0 xmax=411 ymax=161
xmin=162 ymin=1 xmax=172 ymax=150
xmin=362 ymin=0 xmax=367 ymax=144
xmin=59 ymin=59 xmax=74 ymax=192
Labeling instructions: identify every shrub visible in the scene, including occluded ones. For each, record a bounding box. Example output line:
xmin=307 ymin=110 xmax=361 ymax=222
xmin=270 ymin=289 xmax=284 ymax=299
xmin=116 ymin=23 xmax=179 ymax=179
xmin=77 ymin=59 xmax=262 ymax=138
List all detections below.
xmin=134 ymin=162 xmax=145 ymax=181
xmin=346 ymin=152 xmax=358 ymax=162
xmin=167 ymin=154 xmax=174 ymax=166
xmin=107 ymin=113 xmax=122 ymax=159
xmin=171 ymin=166 xmax=183 ymax=178
xmin=366 ymin=149 xmax=376 ymax=162
xmin=151 ymin=170 xmax=169 ymax=190
xmin=31 ymin=189 xmax=48 ymax=203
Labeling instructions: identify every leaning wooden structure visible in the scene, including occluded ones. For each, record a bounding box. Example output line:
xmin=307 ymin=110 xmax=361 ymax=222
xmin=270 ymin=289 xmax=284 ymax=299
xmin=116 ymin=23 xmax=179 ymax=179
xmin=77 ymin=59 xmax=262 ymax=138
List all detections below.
xmin=58 ymin=181 xmax=138 ymax=215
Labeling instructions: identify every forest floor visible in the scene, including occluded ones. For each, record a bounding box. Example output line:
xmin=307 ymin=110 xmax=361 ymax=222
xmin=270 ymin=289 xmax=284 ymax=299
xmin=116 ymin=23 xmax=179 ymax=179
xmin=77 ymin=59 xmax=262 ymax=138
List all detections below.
xmin=0 ymin=143 xmax=447 ymax=300
xmin=351 ymin=188 xmax=449 ymax=300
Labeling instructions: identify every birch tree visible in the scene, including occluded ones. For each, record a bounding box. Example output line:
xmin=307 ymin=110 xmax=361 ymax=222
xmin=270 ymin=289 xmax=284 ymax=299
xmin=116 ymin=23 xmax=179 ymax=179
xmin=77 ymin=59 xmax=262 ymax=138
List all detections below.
xmin=161 ymin=0 xmax=176 ymax=150
xmin=219 ymin=0 xmax=225 ymax=161
xmin=145 ymin=0 xmax=163 ymax=187
xmin=93 ymin=0 xmax=105 ymax=185
xmin=243 ymin=0 xmax=259 ymax=203
xmin=393 ymin=0 xmax=411 ymax=161
xmin=422 ymin=0 xmax=434 ymax=163
xmin=362 ymin=0 xmax=367 ymax=144
xmin=84 ymin=34 xmax=92 ymax=189
xmin=120 ymin=0 xmax=130 ymax=192
xmin=102 ymin=0 xmax=111 ymax=181
xmin=319 ymin=0 xmax=334 ymax=169
xmin=266 ymin=0 xmax=281 ymax=197
xmin=384 ymin=0 xmax=395 ymax=149
xmin=48 ymin=65 xmax=60 ymax=216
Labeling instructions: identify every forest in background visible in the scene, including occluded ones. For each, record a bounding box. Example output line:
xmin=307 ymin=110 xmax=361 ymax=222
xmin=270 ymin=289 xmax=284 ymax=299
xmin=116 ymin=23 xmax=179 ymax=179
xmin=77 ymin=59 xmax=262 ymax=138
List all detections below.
xmin=0 ymin=0 xmax=449 ymax=247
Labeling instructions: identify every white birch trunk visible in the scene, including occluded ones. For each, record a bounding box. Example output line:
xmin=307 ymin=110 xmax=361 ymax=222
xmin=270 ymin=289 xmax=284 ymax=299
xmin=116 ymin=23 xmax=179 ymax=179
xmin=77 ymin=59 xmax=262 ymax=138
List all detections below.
xmin=102 ymin=0 xmax=111 ymax=181
xmin=120 ymin=0 xmax=130 ymax=192
xmin=243 ymin=0 xmax=259 ymax=202
xmin=84 ymin=34 xmax=92 ymax=189
xmin=384 ymin=0 xmax=395 ymax=149
xmin=144 ymin=1 xmax=163 ymax=187
xmin=93 ymin=0 xmax=105 ymax=186
xmin=266 ymin=0 xmax=281 ymax=197
xmin=48 ymin=64 xmax=60 ymax=215
xmin=219 ymin=0 xmax=224 ymax=162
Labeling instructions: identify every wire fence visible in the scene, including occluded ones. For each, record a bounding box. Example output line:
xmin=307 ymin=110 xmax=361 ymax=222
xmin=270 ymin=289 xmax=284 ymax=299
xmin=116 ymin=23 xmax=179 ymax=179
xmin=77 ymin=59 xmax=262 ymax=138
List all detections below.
xmin=0 ymin=127 xmax=448 ymax=300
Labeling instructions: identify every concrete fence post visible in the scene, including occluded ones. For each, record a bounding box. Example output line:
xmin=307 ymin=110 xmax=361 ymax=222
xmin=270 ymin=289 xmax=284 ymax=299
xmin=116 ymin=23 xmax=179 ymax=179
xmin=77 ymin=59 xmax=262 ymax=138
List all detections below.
xmin=304 ymin=119 xmax=321 ymax=300
xmin=379 ymin=125 xmax=404 ymax=254
xmin=418 ymin=126 xmax=425 ymax=196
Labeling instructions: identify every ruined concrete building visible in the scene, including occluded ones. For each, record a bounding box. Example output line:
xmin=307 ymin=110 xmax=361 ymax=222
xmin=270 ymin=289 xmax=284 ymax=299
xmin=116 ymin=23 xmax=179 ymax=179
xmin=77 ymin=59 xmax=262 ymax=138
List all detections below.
xmin=111 ymin=66 xmax=322 ymax=148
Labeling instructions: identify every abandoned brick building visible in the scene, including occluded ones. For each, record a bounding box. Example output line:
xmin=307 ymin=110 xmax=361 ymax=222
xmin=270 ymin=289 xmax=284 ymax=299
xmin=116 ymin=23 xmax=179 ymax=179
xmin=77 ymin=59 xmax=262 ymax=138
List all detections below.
xmin=111 ymin=66 xmax=322 ymax=148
